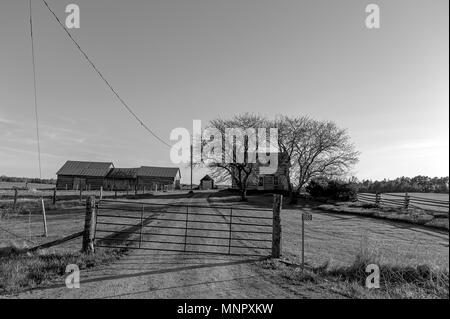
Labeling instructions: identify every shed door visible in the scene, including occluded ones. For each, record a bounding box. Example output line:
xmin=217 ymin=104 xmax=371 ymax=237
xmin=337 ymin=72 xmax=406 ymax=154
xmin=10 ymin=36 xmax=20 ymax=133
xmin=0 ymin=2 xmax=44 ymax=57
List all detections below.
xmin=202 ymin=180 xmax=212 ymax=189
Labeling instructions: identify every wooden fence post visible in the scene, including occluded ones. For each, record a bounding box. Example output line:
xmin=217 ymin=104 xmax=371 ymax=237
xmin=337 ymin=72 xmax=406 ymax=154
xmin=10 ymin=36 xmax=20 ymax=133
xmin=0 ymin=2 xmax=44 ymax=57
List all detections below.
xmin=404 ymin=192 xmax=410 ymax=209
xmin=375 ymin=192 xmax=381 ymax=206
xmin=52 ymin=188 xmax=57 ymax=205
xmin=41 ymin=198 xmax=48 ymax=237
xmin=13 ymin=188 xmax=18 ymax=212
xmin=139 ymin=204 xmax=144 ymax=248
xmin=272 ymin=194 xmax=282 ymax=258
xmin=82 ymin=196 xmax=96 ymax=253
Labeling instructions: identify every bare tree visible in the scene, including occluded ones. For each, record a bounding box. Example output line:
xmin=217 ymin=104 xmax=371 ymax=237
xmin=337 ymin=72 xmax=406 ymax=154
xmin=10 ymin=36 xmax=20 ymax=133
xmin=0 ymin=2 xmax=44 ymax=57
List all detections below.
xmin=277 ymin=116 xmax=359 ymax=203
xmin=201 ymin=114 xmax=267 ymax=201
xmin=274 ymin=116 xmax=310 ymax=201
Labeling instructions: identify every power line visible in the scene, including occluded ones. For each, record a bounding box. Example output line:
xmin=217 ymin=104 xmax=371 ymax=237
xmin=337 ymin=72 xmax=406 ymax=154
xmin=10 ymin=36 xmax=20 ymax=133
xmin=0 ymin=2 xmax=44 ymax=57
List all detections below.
xmin=40 ymin=0 xmax=171 ymax=148
xmin=29 ymin=0 xmax=42 ymax=180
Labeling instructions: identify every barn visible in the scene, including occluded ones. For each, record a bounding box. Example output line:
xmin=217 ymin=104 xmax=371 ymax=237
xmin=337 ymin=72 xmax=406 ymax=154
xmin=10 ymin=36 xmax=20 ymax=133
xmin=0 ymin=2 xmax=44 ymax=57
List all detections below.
xmin=136 ymin=166 xmax=181 ymax=191
xmin=200 ymin=175 xmax=214 ymax=190
xmin=104 ymin=167 xmax=138 ymax=191
xmin=56 ymin=161 xmax=114 ymax=190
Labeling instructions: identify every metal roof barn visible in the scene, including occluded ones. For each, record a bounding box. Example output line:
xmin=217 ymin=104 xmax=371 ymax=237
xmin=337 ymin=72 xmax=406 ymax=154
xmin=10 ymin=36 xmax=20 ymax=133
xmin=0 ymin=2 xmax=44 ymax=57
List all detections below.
xmin=56 ymin=161 xmax=114 ymax=190
xmin=137 ymin=166 xmax=180 ymax=178
xmin=57 ymin=161 xmax=114 ymax=177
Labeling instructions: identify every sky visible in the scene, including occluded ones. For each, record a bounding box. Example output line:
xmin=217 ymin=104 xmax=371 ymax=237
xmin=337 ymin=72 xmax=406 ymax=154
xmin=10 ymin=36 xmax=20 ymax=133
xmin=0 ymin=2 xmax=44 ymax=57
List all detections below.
xmin=0 ymin=0 xmax=448 ymax=183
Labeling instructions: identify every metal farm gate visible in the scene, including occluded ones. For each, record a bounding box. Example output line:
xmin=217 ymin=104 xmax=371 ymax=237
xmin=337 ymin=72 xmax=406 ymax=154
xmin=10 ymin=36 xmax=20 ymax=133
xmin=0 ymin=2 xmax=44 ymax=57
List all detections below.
xmin=93 ymin=199 xmax=280 ymax=257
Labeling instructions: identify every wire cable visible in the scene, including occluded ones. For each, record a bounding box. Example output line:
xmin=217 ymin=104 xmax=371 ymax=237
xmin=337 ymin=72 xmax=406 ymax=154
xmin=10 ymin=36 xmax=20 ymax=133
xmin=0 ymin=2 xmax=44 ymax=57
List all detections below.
xmin=40 ymin=0 xmax=171 ymax=148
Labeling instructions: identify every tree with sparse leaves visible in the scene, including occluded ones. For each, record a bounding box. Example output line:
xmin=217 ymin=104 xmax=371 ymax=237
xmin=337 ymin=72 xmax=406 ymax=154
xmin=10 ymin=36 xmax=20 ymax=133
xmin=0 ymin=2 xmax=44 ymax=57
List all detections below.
xmin=276 ymin=116 xmax=359 ymax=203
xmin=201 ymin=114 xmax=267 ymax=201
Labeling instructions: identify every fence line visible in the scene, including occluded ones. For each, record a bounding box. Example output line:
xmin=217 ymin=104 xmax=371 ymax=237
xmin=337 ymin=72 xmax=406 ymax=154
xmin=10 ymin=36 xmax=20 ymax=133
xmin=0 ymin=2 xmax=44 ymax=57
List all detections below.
xmin=356 ymin=192 xmax=449 ymax=213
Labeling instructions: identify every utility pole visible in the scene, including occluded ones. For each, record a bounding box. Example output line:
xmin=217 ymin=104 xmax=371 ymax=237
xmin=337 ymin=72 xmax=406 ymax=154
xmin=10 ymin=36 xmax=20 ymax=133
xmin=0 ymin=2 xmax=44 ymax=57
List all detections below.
xmin=190 ymin=144 xmax=193 ymax=193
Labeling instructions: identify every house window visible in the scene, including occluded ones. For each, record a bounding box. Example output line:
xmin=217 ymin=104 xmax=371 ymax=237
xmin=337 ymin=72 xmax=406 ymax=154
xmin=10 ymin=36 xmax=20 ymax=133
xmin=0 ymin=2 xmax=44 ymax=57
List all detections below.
xmin=274 ymin=176 xmax=279 ymax=186
xmin=258 ymin=177 xmax=264 ymax=187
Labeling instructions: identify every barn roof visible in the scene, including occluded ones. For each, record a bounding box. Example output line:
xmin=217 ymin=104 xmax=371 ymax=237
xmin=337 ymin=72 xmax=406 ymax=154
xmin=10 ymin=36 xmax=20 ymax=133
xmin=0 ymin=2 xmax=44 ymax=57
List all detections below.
xmin=137 ymin=166 xmax=180 ymax=178
xmin=107 ymin=168 xmax=138 ymax=179
xmin=56 ymin=161 xmax=114 ymax=177
xmin=200 ymin=175 xmax=213 ymax=181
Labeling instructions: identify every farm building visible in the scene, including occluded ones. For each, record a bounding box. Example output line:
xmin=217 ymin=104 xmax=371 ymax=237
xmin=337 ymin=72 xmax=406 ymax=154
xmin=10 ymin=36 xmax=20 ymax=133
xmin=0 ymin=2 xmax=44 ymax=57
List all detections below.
xmin=200 ymin=175 xmax=214 ymax=190
xmin=231 ymin=152 xmax=290 ymax=191
xmin=104 ymin=168 xmax=138 ymax=191
xmin=56 ymin=161 xmax=181 ymax=191
xmin=56 ymin=161 xmax=114 ymax=190
xmin=136 ymin=166 xmax=181 ymax=191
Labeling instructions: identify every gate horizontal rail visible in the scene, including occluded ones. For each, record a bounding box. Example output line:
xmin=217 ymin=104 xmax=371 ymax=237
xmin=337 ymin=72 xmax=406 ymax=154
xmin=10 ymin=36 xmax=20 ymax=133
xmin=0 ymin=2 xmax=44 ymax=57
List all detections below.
xmin=95 ymin=229 xmax=272 ymax=242
xmin=99 ymin=199 xmax=272 ymax=212
xmin=98 ymin=237 xmax=269 ymax=249
xmin=94 ymin=245 xmax=269 ymax=257
xmin=97 ymin=215 xmax=271 ymax=227
xmin=99 ymin=209 xmax=273 ymax=220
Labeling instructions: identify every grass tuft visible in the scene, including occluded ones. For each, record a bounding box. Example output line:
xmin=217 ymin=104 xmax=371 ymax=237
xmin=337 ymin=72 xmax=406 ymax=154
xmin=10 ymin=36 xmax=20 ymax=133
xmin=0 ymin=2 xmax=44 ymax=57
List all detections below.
xmin=0 ymin=248 xmax=126 ymax=295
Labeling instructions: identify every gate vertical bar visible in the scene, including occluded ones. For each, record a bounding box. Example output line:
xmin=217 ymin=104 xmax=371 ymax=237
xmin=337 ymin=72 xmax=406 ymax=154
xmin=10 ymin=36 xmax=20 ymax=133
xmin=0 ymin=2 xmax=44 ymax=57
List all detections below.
xmin=228 ymin=208 xmax=233 ymax=254
xmin=183 ymin=206 xmax=189 ymax=252
xmin=139 ymin=204 xmax=144 ymax=248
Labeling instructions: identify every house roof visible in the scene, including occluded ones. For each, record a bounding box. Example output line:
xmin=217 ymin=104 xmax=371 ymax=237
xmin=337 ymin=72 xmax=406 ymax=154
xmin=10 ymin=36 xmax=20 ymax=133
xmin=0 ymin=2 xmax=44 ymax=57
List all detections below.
xmin=137 ymin=166 xmax=180 ymax=178
xmin=107 ymin=168 xmax=138 ymax=179
xmin=56 ymin=161 xmax=114 ymax=177
xmin=200 ymin=175 xmax=213 ymax=181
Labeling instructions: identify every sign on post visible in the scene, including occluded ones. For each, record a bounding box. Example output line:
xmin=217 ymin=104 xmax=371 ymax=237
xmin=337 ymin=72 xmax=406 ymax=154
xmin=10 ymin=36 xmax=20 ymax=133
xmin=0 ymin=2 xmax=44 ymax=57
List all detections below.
xmin=301 ymin=212 xmax=312 ymax=273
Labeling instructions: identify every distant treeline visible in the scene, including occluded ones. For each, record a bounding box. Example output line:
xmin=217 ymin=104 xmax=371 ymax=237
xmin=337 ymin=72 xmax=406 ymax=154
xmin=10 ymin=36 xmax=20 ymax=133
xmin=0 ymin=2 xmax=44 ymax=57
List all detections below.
xmin=0 ymin=175 xmax=56 ymax=185
xmin=356 ymin=176 xmax=449 ymax=194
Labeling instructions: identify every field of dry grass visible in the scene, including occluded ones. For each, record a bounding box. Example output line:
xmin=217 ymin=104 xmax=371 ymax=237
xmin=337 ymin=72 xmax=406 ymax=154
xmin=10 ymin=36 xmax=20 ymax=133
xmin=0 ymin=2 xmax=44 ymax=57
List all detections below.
xmin=0 ymin=207 xmax=85 ymax=252
xmin=318 ymin=202 xmax=449 ymax=230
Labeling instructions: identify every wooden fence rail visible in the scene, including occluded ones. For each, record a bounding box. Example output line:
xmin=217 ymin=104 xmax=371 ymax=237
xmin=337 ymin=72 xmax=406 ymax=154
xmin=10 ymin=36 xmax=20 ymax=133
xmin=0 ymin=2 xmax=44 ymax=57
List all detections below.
xmin=356 ymin=192 xmax=449 ymax=213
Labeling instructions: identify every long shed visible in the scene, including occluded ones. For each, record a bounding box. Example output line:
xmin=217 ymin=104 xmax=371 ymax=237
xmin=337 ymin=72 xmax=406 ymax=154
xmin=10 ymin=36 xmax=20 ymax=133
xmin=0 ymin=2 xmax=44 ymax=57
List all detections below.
xmin=104 ymin=168 xmax=138 ymax=191
xmin=56 ymin=161 xmax=114 ymax=190
xmin=137 ymin=166 xmax=181 ymax=191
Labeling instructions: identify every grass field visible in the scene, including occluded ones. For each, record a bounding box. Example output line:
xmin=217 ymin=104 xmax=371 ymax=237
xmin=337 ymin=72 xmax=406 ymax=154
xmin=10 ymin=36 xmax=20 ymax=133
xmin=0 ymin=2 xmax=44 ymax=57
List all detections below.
xmin=0 ymin=182 xmax=55 ymax=190
xmin=0 ymin=207 xmax=85 ymax=251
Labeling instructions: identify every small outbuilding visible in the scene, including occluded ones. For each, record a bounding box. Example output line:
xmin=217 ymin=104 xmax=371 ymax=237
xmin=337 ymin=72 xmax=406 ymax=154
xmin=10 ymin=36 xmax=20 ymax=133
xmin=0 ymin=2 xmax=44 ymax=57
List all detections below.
xmin=200 ymin=175 xmax=214 ymax=190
